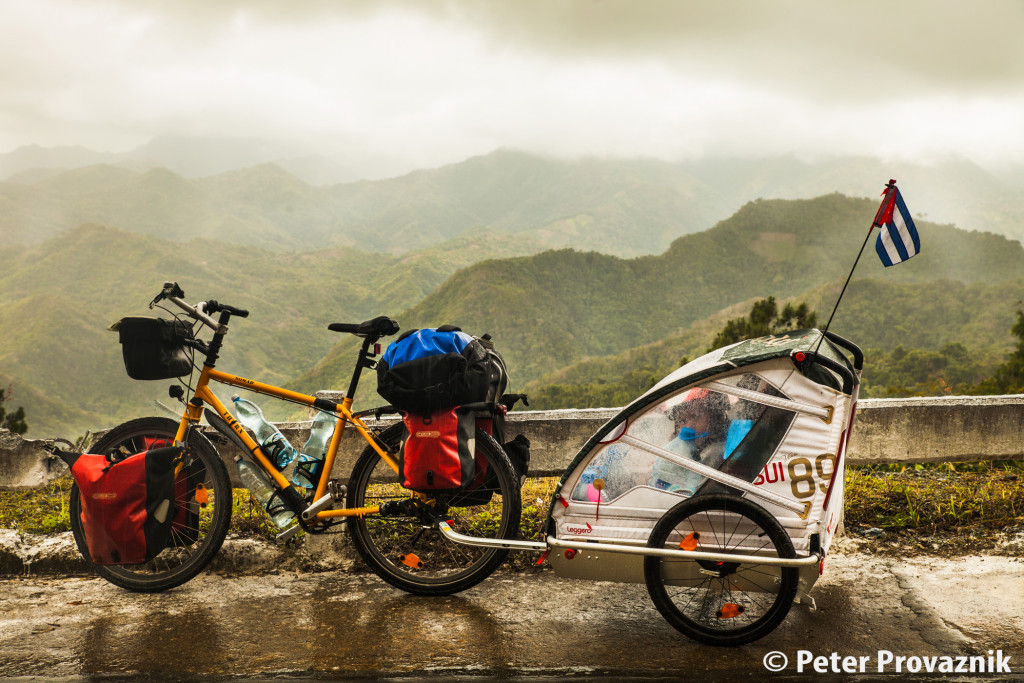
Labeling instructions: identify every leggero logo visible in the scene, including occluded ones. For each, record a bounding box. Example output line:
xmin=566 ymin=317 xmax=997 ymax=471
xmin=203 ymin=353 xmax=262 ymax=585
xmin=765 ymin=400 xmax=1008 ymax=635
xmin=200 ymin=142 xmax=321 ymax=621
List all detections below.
xmin=565 ymin=523 xmax=593 ymax=534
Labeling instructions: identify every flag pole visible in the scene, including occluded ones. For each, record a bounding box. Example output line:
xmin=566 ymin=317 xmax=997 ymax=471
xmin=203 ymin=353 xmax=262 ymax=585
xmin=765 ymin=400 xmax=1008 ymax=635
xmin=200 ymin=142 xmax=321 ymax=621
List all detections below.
xmin=813 ymin=179 xmax=897 ymax=357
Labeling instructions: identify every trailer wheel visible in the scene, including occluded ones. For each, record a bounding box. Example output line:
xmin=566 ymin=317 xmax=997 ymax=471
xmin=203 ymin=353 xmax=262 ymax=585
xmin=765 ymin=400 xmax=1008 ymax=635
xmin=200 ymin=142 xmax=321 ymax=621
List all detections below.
xmin=644 ymin=494 xmax=799 ymax=646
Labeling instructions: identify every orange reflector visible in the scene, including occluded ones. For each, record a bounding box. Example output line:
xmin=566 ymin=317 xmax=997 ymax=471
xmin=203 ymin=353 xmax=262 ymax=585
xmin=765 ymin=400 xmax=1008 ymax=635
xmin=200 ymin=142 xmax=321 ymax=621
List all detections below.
xmin=400 ymin=554 xmax=423 ymax=569
xmin=194 ymin=483 xmax=209 ymax=506
xmin=716 ymin=603 xmax=745 ymax=619
xmin=678 ymin=532 xmax=700 ymax=551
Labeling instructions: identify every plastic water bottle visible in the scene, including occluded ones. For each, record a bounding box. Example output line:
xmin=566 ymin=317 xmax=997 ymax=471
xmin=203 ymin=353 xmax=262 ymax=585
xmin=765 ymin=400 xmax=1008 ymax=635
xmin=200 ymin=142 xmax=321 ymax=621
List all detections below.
xmin=231 ymin=394 xmax=298 ymax=469
xmin=651 ymin=427 xmax=703 ymax=494
xmin=234 ymin=456 xmax=297 ymax=528
xmin=292 ymin=410 xmax=336 ymax=490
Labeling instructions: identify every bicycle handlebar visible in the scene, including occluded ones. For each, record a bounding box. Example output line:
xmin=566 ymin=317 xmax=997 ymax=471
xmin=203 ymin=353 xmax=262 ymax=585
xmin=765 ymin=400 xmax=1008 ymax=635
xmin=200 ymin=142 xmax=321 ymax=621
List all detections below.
xmin=150 ymin=282 xmax=231 ymax=334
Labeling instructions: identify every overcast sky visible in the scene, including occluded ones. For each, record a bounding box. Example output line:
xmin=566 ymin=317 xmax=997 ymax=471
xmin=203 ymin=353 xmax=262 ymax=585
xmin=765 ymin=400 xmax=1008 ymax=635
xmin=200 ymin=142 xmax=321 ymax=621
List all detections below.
xmin=3 ymin=0 xmax=1023 ymax=174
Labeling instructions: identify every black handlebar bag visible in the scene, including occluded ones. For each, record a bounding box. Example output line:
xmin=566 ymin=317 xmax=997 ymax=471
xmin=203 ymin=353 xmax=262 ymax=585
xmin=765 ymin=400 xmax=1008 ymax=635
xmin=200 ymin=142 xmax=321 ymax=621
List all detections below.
xmin=112 ymin=316 xmax=194 ymax=381
xmin=61 ymin=446 xmax=182 ymax=565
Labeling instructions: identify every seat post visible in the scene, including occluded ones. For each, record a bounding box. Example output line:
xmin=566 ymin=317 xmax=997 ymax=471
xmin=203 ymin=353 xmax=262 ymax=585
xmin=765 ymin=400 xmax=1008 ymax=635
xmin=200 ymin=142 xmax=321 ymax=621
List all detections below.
xmin=346 ymin=335 xmax=378 ymax=400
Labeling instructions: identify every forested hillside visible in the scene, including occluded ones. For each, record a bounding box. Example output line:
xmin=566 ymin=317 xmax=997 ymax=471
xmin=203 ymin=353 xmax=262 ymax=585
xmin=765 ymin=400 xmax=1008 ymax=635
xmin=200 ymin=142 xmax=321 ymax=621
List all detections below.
xmin=299 ymin=194 xmax=1024 ymax=399
xmin=522 ymin=279 xmax=1023 ymax=409
xmin=0 ymin=223 xmax=535 ymax=436
xmin=5 ymin=191 xmax=1022 ymax=438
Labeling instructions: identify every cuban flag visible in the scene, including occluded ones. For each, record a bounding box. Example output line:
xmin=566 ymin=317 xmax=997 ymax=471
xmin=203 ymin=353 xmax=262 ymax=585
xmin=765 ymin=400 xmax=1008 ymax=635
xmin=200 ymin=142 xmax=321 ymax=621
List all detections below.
xmin=873 ymin=183 xmax=920 ymax=267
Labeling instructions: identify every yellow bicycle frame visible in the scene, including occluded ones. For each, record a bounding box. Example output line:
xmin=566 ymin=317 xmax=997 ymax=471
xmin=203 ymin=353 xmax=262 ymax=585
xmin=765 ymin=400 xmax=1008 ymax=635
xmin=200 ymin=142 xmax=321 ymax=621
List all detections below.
xmin=177 ymin=364 xmax=399 ymax=521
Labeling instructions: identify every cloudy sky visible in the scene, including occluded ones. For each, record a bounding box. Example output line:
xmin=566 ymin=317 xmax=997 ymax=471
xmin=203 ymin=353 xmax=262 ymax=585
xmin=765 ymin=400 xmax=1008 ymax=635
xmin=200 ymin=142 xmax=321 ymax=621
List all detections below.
xmin=2 ymin=0 xmax=1023 ymax=175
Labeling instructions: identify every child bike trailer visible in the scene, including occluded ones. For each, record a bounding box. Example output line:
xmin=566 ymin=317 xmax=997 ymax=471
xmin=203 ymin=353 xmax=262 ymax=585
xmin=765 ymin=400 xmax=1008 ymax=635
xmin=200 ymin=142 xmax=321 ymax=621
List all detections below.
xmin=546 ymin=328 xmax=862 ymax=646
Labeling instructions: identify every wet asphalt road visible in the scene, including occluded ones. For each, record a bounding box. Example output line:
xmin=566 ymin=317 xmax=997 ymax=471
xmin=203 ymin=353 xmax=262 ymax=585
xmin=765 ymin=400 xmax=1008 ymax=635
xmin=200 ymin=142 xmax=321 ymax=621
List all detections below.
xmin=1 ymin=553 xmax=1022 ymax=681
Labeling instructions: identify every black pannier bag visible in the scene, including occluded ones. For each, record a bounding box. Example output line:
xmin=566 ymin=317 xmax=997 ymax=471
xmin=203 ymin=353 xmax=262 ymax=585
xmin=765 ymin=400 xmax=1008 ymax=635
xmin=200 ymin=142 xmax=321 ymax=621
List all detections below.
xmin=142 ymin=436 xmax=201 ymax=547
xmin=112 ymin=316 xmax=194 ymax=380
xmin=376 ymin=325 xmax=507 ymax=416
xmin=59 ymin=446 xmax=182 ymax=565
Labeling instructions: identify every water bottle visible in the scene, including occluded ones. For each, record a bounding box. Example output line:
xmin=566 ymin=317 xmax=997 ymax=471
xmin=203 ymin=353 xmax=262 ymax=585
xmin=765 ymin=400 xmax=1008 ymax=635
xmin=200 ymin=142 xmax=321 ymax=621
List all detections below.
xmin=292 ymin=410 xmax=336 ymax=489
xmin=234 ymin=456 xmax=297 ymax=528
xmin=231 ymin=394 xmax=298 ymax=469
xmin=651 ymin=427 xmax=703 ymax=494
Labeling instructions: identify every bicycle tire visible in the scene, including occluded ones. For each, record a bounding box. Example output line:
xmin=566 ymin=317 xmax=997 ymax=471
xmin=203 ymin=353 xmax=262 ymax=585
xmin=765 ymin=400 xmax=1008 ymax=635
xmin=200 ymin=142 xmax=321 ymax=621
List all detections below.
xmin=644 ymin=493 xmax=798 ymax=646
xmin=69 ymin=417 xmax=232 ymax=593
xmin=346 ymin=423 xmax=521 ymax=596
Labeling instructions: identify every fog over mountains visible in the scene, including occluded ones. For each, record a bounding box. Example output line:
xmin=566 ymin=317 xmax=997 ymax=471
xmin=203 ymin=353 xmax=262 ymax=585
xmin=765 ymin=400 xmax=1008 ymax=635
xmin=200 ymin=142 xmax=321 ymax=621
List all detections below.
xmin=3 ymin=139 xmax=1024 ymax=257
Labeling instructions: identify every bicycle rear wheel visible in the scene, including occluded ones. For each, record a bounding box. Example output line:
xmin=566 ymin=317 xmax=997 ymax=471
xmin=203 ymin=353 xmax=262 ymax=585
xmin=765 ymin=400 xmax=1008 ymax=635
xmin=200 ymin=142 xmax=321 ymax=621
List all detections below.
xmin=644 ymin=494 xmax=798 ymax=646
xmin=346 ymin=423 xmax=521 ymax=596
xmin=69 ymin=417 xmax=232 ymax=592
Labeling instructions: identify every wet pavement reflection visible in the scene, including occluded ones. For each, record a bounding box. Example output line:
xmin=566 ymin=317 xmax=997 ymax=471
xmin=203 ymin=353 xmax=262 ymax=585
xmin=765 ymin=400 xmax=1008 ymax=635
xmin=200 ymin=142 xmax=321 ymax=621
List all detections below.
xmin=1 ymin=554 xmax=1022 ymax=680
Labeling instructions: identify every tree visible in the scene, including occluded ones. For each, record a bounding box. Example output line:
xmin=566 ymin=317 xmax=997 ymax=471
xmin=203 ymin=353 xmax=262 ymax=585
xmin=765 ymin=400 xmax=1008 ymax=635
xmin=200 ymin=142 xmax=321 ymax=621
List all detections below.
xmin=974 ymin=307 xmax=1024 ymax=394
xmin=0 ymin=384 xmax=28 ymax=434
xmin=708 ymin=297 xmax=818 ymax=351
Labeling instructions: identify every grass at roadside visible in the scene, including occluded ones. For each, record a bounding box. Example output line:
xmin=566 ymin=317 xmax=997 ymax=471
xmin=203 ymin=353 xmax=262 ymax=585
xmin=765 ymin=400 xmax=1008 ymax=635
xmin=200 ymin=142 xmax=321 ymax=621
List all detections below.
xmin=3 ymin=463 xmax=1022 ymax=559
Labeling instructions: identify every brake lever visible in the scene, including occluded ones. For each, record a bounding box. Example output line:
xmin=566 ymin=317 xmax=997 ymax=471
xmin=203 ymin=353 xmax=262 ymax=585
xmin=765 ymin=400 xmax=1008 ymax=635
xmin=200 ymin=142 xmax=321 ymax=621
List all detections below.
xmin=150 ymin=282 xmax=185 ymax=309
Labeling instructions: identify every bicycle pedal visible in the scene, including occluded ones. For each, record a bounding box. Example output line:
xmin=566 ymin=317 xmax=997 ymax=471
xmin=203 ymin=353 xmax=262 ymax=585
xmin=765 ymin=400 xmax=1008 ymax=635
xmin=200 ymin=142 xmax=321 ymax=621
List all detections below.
xmin=276 ymin=523 xmax=302 ymax=544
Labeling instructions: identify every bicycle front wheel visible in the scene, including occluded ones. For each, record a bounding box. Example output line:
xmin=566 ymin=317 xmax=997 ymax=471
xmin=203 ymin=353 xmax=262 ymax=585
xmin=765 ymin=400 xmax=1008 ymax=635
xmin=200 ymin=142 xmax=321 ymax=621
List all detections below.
xmin=346 ymin=423 xmax=521 ymax=596
xmin=644 ymin=494 xmax=799 ymax=646
xmin=69 ymin=417 xmax=232 ymax=592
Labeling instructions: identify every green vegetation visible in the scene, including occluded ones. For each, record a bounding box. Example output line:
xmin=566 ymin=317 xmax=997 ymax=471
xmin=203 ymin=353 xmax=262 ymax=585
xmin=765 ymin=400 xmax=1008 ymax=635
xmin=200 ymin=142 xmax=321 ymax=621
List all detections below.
xmin=306 ymin=194 xmax=1024 ymax=398
xmin=707 ymin=297 xmax=816 ymax=351
xmin=5 ymin=191 xmax=1024 ymax=437
xmin=844 ymin=462 xmax=1024 ymax=554
xmin=3 ymin=469 xmax=1020 ymax=560
xmin=525 ymin=282 xmax=1022 ymax=408
xmin=0 ymin=223 xmax=535 ymax=437
xmin=0 ymin=384 xmax=27 ymax=434
xmin=973 ymin=307 xmax=1024 ymax=394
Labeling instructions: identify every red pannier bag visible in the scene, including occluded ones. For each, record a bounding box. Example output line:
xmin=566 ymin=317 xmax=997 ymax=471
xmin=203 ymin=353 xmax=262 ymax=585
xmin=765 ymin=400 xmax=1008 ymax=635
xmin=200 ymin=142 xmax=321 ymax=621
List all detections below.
xmin=66 ymin=446 xmax=181 ymax=565
xmin=400 ymin=408 xmax=476 ymax=491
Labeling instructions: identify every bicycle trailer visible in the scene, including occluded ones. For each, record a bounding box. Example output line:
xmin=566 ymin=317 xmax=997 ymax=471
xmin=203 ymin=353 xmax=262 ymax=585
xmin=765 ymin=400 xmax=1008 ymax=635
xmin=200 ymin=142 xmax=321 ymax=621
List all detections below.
xmin=542 ymin=328 xmax=862 ymax=644
xmin=437 ymin=327 xmax=862 ymax=645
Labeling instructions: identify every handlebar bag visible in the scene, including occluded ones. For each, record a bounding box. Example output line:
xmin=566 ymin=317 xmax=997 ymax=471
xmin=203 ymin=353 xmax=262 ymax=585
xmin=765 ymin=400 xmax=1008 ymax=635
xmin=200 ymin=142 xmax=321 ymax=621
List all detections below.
xmin=112 ymin=317 xmax=194 ymax=381
xmin=63 ymin=446 xmax=182 ymax=565
xmin=377 ymin=326 xmax=508 ymax=416
xmin=399 ymin=408 xmax=476 ymax=491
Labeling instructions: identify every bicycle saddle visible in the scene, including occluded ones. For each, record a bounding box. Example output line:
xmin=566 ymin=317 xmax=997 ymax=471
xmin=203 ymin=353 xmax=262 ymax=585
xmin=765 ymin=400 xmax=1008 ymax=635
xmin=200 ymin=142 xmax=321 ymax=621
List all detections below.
xmin=328 ymin=316 xmax=400 ymax=338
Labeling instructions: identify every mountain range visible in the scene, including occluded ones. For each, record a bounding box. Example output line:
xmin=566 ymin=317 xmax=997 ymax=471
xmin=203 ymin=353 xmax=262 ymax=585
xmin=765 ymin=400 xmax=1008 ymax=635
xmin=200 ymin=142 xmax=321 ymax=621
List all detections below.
xmin=2 ymin=144 xmax=1023 ymax=438
xmin=298 ymin=193 xmax=1024 ymax=398
xmin=4 ymin=144 xmax=1024 ymax=256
